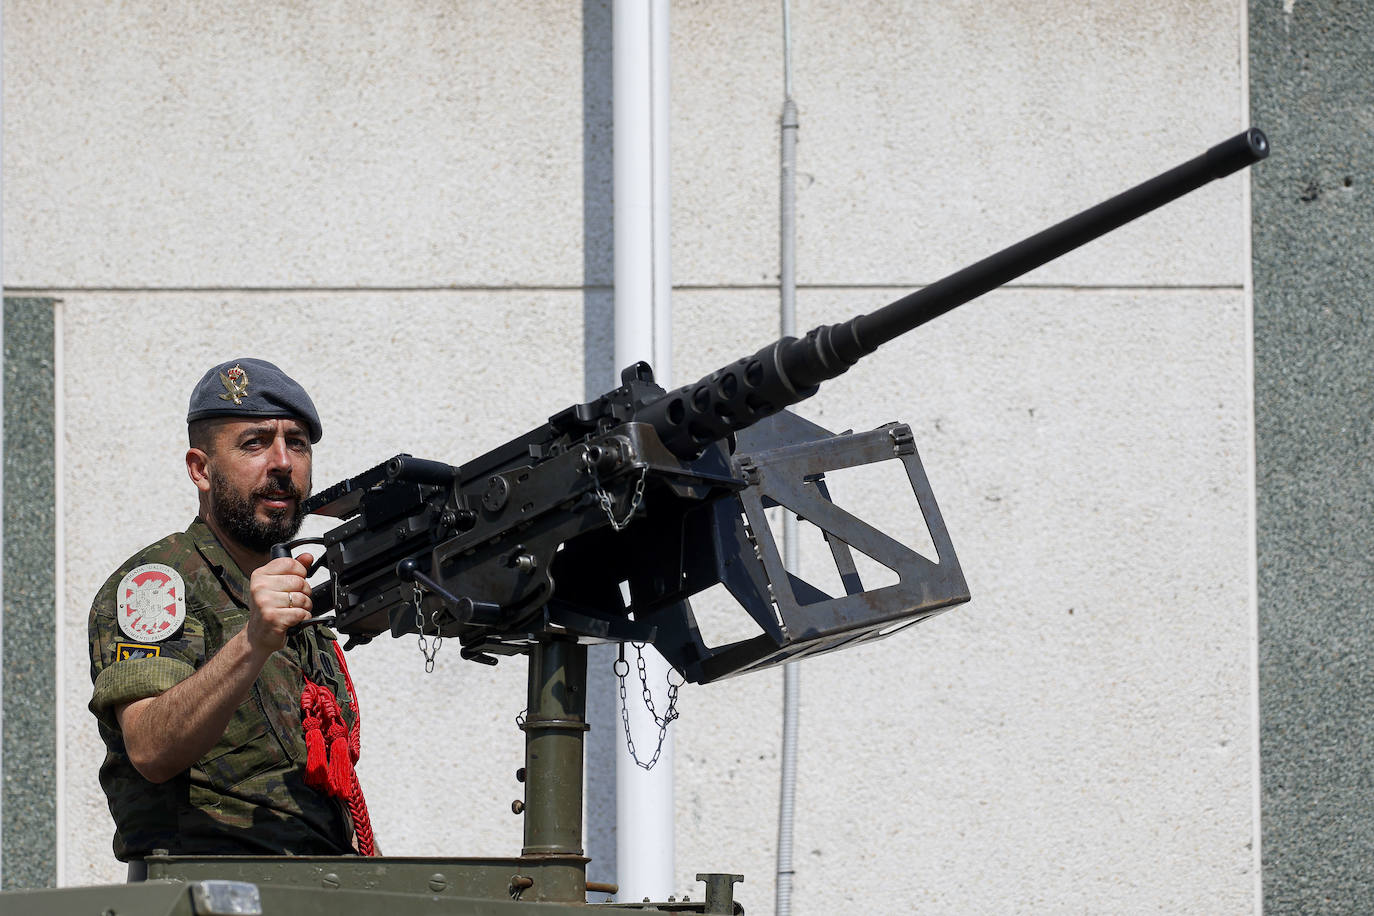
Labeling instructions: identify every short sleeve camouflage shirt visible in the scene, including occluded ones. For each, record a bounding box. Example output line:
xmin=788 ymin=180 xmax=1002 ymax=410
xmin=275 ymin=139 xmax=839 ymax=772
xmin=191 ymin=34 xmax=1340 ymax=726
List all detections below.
xmin=89 ymin=518 xmax=358 ymax=861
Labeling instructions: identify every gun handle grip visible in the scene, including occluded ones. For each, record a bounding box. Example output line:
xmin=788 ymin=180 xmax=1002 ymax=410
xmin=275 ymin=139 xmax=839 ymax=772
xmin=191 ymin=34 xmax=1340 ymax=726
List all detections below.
xmin=270 ymin=543 xmax=291 ymax=560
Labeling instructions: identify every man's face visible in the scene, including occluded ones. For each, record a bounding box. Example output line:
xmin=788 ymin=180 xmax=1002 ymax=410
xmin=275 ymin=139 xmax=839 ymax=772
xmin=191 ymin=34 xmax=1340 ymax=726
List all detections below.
xmin=202 ymin=418 xmax=313 ymax=555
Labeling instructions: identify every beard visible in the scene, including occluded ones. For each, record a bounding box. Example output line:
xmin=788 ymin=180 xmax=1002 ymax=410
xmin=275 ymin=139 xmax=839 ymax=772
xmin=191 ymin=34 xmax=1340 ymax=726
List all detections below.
xmin=208 ymin=470 xmax=310 ymax=555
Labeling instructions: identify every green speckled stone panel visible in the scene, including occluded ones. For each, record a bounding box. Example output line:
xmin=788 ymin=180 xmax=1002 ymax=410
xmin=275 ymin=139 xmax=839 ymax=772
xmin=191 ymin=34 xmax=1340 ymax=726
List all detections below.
xmin=2 ymin=298 xmax=57 ymax=889
xmin=1251 ymin=3 xmax=1374 ymax=912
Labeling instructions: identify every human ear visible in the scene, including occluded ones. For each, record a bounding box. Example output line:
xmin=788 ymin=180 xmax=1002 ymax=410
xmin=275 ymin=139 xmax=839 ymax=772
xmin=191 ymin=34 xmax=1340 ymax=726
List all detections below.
xmin=186 ymin=448 xmax=213 ymax=493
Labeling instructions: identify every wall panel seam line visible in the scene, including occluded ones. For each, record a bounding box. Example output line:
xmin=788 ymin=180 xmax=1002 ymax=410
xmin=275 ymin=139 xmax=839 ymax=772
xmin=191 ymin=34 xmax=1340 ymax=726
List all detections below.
xmin=1 ymin=283 xmax=1246 ymax=295
xmin=1239 ymin=0 xmax=1263 ymax=911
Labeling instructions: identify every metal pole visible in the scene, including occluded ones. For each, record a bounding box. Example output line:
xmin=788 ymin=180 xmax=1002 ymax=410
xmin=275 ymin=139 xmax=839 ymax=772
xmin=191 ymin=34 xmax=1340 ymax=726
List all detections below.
xmin=613 ymin=0 xmax=676 ymax=901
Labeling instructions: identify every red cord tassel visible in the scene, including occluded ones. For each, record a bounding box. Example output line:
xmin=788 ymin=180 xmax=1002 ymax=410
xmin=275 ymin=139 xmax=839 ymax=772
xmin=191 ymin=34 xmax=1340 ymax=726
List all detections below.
xmin=300 ymin=684 xmax=329 ymax=789
xmin=304 ymin=726 xmax=329 ymax=789
xmin=327 ymin=720 xmax=353 ymax=797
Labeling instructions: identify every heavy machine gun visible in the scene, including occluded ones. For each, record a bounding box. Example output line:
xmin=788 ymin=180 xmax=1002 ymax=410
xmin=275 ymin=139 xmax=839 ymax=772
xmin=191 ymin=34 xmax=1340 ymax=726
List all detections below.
xmin=285 ymin=128 xmax=1271 ymax=687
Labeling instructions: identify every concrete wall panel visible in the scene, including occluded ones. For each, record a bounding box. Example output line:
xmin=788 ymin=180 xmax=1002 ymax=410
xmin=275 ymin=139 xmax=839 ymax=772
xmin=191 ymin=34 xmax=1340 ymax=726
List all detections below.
xmin=671 ymin=0 xmax=1245 ymax=288
xmin=671 ymin=285 xmax=1255 ymax=912
xmin=4 ymin=2 xmax=592 ymax=288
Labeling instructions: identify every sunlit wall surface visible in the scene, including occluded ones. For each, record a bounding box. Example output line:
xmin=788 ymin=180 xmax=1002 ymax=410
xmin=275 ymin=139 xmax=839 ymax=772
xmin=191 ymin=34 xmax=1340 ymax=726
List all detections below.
xmin=1 ymin=1 xmax=1286 ymax=912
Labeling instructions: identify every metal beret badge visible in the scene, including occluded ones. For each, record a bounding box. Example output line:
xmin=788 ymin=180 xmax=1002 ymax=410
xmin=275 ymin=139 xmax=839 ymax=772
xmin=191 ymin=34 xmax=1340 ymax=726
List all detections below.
xmin=219 ymin=364 xmax=249 ymax=405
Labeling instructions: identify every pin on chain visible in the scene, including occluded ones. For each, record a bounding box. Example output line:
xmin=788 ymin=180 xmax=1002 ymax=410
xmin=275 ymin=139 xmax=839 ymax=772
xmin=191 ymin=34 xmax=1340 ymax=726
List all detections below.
xmin=615 ymin=641 xmax=683 ymax=770
xmin=413 ymin=583 xmax=442 ymax=673
xmin=589 ymin=465 xmax=648 ymax=532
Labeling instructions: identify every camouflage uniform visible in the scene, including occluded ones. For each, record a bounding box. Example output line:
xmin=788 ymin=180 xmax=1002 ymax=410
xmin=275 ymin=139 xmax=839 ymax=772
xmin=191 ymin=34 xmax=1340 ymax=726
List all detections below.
xmin=89 ymin=517 xmax=356 ymax=861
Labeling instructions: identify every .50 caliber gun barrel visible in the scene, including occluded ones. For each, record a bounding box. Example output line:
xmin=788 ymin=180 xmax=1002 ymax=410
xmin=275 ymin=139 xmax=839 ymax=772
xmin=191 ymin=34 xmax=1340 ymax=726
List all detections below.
xmin=853 ymin=127 xmax=1269 ymax=348
xmin=640 ymin=128 xmax=1269 ymax=458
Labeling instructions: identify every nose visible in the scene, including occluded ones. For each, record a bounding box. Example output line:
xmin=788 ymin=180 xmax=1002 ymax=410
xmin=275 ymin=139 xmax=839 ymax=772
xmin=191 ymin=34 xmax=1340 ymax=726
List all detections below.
xmin=266 ymin=432 xmax=293 ymax=472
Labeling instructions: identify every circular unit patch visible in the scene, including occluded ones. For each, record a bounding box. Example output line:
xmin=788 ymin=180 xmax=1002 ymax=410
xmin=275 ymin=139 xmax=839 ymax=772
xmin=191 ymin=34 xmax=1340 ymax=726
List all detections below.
xmin=117 ymin=563 xmax=186 ymax=643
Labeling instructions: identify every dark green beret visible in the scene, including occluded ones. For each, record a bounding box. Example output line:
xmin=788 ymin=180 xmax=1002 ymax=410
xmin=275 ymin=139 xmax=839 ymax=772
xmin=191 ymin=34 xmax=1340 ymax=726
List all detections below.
xmin=187 ymin=358 xmax=322 ymax=443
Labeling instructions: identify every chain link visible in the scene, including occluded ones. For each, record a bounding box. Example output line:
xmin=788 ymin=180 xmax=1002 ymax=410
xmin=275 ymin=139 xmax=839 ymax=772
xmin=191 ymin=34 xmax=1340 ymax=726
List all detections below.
xmin=590 ymin=465 xmax=648 ymax=531
xmin=414 ymin=583 xmax=442 ymax=673
xmin=615 ymin=642 xmax=682 ymax=770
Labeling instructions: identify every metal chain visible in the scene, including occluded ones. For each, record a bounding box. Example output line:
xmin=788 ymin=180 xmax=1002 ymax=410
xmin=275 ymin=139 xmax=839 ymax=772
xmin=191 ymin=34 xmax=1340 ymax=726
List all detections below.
xmin=413 ymin=583 xmax=442 ymax=673
xmin=590 ymin=465 xmax=648 ymax=531
xmin=615 ymin=642 xmax=682 ymax=771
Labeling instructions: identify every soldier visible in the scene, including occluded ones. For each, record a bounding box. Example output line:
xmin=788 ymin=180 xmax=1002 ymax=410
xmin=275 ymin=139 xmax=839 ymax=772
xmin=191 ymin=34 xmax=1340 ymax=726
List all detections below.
xmin=88 ymin=358 xmax=375 ymax=876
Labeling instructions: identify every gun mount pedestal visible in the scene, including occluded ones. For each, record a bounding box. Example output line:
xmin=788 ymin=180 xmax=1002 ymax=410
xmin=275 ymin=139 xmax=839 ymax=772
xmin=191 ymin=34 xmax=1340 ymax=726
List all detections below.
xmin=519 ymin=637 xmax=591 ymax=903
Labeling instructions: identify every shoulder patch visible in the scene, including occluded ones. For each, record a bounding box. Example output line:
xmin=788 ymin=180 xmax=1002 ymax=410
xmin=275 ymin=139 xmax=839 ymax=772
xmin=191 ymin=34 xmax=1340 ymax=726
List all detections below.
xmin=117 ymin=563 xmax=187 ymax=643
xmin=115 ymin=642 xmax=162 ymax=661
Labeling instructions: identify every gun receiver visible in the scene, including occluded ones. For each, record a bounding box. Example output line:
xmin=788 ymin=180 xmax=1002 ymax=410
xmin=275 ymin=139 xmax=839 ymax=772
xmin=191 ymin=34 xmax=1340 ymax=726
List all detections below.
xmin=293 ymin=128 xmax=1268 ymax=683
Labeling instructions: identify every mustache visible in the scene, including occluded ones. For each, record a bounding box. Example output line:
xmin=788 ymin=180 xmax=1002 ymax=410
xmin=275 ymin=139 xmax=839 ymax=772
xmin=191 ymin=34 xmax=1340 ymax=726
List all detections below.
xmin=254 ymin=478 xmax=304 ymax=501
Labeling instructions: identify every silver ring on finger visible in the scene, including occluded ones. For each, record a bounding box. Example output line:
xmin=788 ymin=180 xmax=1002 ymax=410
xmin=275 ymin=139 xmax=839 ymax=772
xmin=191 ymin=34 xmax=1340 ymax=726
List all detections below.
xmin=287 ymin=591 xmax=298 ymax=608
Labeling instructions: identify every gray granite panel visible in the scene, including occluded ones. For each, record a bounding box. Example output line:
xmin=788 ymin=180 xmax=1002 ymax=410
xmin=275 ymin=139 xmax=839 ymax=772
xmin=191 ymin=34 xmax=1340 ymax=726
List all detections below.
xmin=1251 ymin=2 xmax=1374 ymax=911
xmin=1 ymin=298 xmax=57 ymax=889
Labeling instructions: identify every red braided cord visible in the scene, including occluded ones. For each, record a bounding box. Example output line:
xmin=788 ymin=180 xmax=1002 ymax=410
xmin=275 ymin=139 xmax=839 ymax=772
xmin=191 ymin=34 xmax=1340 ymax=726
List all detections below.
xmin=347 ymin=771 xmax=377 ymax=856
xmin=297 ymin=644 xmax=376 ymax=856
xmin=330 ymin=641 xmax=375 ymax=855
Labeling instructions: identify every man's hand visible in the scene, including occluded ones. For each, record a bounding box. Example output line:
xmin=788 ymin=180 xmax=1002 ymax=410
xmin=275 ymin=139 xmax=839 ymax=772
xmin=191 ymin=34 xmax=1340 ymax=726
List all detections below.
xmin=246 ymin=552 xmax=315 ymax=655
